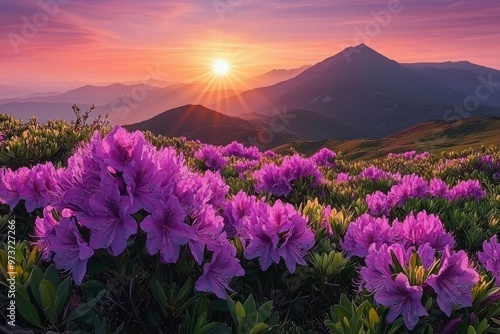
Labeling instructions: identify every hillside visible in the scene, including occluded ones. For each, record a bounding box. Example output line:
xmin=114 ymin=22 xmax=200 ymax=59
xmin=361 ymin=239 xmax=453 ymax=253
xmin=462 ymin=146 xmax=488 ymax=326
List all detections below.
xmin=216 ymin=44 xmax=489 ymax=137
xmin=274 ymin=116 xmax=500 ymax=160
xmin=404 ymin=61 xmax=500 ymax=108
xmin=124 ymin=104 xmax=294 ymax=147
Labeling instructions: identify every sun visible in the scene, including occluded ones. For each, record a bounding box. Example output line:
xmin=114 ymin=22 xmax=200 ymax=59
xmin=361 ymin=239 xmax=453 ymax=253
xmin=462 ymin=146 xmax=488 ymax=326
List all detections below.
xmin=213 ymin=59 xmax=230 ymax=76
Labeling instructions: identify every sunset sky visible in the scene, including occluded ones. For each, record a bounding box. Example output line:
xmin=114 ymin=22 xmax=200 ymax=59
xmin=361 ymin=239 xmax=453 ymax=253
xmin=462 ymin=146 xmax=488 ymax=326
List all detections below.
xmin=1 ymin=0 xmax=499 ymax=85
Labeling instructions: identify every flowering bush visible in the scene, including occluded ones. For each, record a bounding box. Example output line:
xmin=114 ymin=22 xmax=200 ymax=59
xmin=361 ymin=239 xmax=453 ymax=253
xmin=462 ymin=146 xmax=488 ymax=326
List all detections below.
xmin=1 ymin=115 xmax=500 ymax=333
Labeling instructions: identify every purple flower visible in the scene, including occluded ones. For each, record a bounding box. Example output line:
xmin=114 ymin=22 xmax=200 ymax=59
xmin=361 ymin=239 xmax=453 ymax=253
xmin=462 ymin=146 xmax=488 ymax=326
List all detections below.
xmin=366 ymin=191 xmax=395 ymax=217
xmin=449 ymin=179 xmax=486 ymax=201
xmin=264 ymin=150 xmax=276 ymax=158
xmin=123 ymin=145 xmax=181 ymax=213
xmin=140 ymin=195 xmax=195 ymax=264
xmin=188 ymin=205 xmax=225 ymax=265
xmin=50 ymin=217 xmax=94 ymax=285
xmin=389 ymin=174 xmax=428 ymax=207
xmin=244 ymin=207 xmax=280 ymax=270
xmin=278 ymin=212 xmax=315 ymax=273
xmin=0 ymin=167 xmax=30 ymax=209
xmin=375 ymin=273 xmax=428 ymax=330
xmin=93 ymin=126 xmax=146 ymax=172
xmin=234 ymin=159 xmax=259 ymax=175
xmin=223 ymin=141 xmax=262 ymax=160
xmin=282 ymin=154 xmax=323 ymax=185
xmin=479 ymin=155 xmax=494 ymax=168
xmin=359 ymin=166 xmax=389 ymax=182
xmin=176 ymin=170 xmax=229 ymax=216
xmin=340 ymin=214 xmax=391 ymax=258
xmin=253 ymin=155 xmax=322 ymax=196
xmin=478 ymin=236 xmax=500 ymax=286
xmin=429 ymin=178 xmax=449 ymax=198
xmin=361 ymin=243 xmax=409 ymax=292
xmin=56 ymin=139 xmax=102 ymax=205
xmin=222 ymin=191 xmax=257 ymax=239
xmin=253 ymin=163 xmax=292 ymax=197
xmin=20 ymin=163 xmax=60 ymax=213
xmin=33 ymin=206 xmax=59 ymax=261
xmin=426 ymin=247 xmax=479 ymax=316
xmin=311 ymin=148 xmax=336 ymax=167
xmin=335 ymin=173 xmax=350 ymax=183
xmin=195 ymin=145 xmax=227 ymax=171
xmin=417 ymin=243 xmax=436 ymax=269
xmin=401 ymin=211 xmax=455 ymax=251
xmin=78 ymin=180 xmax=138 ymax=256
xmin=195 ymin=244 xmax=244 ymax=299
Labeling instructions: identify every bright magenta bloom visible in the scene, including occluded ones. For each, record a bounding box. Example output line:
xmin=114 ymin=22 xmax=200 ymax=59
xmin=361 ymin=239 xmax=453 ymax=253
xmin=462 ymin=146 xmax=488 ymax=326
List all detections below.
xmin=78 ymin=180 xmax=138 ymax=256
xmin=478 ymin=235 xmax=500 ymax=286
xmin=50 ymin=217 xmax=94 ymax=285
xmin=375 ymin=273 xmax=428 ymax=330
xmin=195 ymin=244 xmax=244 ymax=298
xmin=340 ymin=214 xmax=391 ymax=258
xmin=426 ymin=247 xmax=479 ymax=316
xmin=140 ymin=195 xmax=195 ymax=264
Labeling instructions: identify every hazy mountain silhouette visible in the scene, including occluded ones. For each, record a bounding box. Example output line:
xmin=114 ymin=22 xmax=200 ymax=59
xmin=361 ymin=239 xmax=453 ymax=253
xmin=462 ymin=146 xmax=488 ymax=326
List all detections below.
xmin=124 ymin=104 xmax=295 ymax=146
xmin=4 ymin=44 xmax=500 ymax=140
xmin=216 ymin=44 xmax=491 ymax=137
xmin=404 ymin=61 xmax=500 ymax=107
xmin=0 ymin=83 xmax=160 ymax=105
xmin=0 ymin=84 xmax=31 ymax=99
xmin=0 ymin=83 xmax=240 ymax=125
xmin=245 ymin=65 xmax=312 ymax=89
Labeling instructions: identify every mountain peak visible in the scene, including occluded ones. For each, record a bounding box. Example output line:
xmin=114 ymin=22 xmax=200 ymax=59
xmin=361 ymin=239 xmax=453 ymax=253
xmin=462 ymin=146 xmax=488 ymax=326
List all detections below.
xmin=354 ymin=43 xmax=368 ymax=49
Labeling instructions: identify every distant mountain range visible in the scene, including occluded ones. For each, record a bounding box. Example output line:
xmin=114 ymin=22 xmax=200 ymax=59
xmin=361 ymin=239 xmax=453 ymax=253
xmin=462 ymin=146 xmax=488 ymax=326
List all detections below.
xmin=125 ymin=104 xmax=370 ymax=148
xmin=244 ymin=65 xmax=312 ymax=89
xmin=1 ymin=43 xmax=499 ymax=143
xmin=124 ymin=104 xmax=295 ymax=147
xmin=216 ymin=44 xmax=499 ymax=137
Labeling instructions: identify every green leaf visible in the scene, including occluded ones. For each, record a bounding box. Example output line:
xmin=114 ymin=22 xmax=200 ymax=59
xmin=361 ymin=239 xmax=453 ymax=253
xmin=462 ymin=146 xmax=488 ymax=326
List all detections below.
xmin=39 ymin=279 xmax=56 ymax=310
xmin=54 ymin=277 xmax=71 ymax=315
xmin=151 ymin=280 xmax=168 ymax=309
xmin=390 ymin=250 xmax=404 ymax=273
xmin=249 ymin=323 xmax=269 ymax=334
xmin=202 ymin=323 xmax=231 ymax=334
xmin=257 ymin=301 xmax=273 ymax=321
xmin=468 ymin=326 xmax=477 ymax=334
xmin=243 ymin=295 xmax=257 ymax=317
xmin=62 ymin=289 xmax=106 ymax=325
xmin=43 ymin=265 xmax=61 ymax=288
xmin=236 ymin=301 xmax=246 ymax=319
xmin=177 ymin=277 xmax=193 ymax=301
xmin=15 ymin=283 xmax=43 ymax=328
xmin=29 ymin=265 xmax=43 ymax=308
xmin=44 ymin=305 xmax=57 ymax=326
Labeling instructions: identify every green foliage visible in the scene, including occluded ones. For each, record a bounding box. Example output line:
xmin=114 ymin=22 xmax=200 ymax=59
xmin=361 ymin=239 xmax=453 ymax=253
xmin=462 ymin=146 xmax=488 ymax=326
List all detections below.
xmin=181 ymin=297 xmax=231 ymax=334
xmin=324 ymin=295 xmax=404 ymax=334
xmin=1 ymin=114 xmax=500 ymax=332
xmin=0 ymin=110 xmax=110 ymax=169
xmin=227 ymin=295 xmax=280 ymax=334
xmin=12 ymin=264 xmax=106 ymax=331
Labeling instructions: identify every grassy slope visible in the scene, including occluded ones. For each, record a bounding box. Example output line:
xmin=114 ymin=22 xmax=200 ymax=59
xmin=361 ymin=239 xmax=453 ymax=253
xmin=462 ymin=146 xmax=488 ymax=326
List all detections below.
xmin=273 ymin=116 xmax=500 ymax=160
